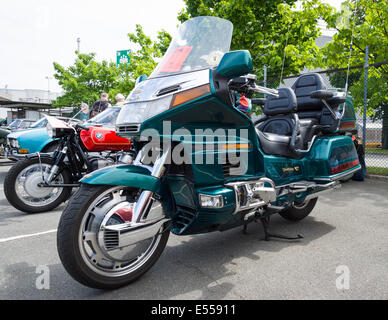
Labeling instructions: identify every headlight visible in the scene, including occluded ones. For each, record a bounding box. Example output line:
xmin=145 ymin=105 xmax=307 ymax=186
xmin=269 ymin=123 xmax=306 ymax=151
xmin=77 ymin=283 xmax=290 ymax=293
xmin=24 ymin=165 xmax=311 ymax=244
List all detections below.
xmin=9 ymin=139 xmax=19 ymax=148
xmin=199 ymin=194 xmax=224 ymax=208
xmin=116 ymin=95 xmax=173 ymax=126
xmin=46 ymin=123 xmax=54 ymax=138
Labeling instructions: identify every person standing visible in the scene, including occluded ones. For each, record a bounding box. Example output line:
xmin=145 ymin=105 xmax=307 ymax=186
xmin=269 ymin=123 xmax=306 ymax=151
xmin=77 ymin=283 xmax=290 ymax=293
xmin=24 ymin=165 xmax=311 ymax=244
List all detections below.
xmin=80 ymin=102 xmax=89 ymax=121
xmin=90 ymin=93 xmax=111 ymax=118
xmin=114 ymin=93 xmax=125 ymax=106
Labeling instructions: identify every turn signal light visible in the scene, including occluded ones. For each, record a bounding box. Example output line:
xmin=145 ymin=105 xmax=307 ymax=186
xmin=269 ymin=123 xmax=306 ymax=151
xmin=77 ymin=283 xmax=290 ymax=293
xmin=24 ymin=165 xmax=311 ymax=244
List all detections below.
xmin=170 ymin=84 xmax=211 ymax=108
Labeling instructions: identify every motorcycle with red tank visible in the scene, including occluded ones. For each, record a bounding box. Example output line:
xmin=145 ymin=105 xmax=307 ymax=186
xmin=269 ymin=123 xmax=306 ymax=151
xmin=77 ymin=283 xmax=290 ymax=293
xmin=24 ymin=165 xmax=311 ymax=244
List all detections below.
xmin=4 ymin=107 xmax=135 ymax=213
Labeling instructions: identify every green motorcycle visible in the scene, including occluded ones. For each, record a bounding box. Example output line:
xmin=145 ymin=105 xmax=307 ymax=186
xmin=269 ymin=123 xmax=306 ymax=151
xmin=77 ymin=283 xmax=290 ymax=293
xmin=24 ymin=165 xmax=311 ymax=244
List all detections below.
xmin=57 ymin=16 xmax=360 ymax=289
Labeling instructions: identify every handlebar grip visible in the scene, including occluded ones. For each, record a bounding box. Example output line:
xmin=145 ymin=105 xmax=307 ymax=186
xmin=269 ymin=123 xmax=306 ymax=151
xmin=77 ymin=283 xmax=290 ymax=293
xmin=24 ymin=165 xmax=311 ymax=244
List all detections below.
xmin=76 ymin=124 xmax=89 ymax=131
xmin=251 ymin=98 xmax=266 ymax=106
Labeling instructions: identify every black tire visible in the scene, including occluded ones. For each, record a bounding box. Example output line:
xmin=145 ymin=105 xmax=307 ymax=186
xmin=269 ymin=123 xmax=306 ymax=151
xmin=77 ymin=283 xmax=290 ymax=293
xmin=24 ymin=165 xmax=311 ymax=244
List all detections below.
xmin=57 ymin=184 xmax=170 ymax=290
xmin=4 ymin=156 xmax=72 ymax=213
xmin=279 ymin=197 xmax=318 ymax=221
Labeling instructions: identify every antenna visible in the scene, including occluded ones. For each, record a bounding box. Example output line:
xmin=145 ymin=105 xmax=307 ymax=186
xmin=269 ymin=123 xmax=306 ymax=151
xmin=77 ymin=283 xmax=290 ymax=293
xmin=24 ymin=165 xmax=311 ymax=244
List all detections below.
xmin=77 ymin=38 xmax=81 ymax=52
xmin=344 ymin=0 xmax=359 ymax=95
xmin=279 ymin=23 xmax=291 ymax=85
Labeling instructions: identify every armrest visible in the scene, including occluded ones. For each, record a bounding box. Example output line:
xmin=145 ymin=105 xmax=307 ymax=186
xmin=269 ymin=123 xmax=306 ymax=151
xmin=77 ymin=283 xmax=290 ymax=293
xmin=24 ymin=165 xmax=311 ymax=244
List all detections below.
xmin=310 ymin=90 xmax=334 ymax=100
xmin=326 ymin=95 xmax=346 ymax=107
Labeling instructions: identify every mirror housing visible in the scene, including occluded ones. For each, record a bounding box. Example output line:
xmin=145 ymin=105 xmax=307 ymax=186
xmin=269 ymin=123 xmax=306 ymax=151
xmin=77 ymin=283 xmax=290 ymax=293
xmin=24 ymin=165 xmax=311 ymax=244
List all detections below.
xmin=135 ymin=74 xmax=148 ymax=86
xmin=216 ymin=50 xmax=253 ymax=79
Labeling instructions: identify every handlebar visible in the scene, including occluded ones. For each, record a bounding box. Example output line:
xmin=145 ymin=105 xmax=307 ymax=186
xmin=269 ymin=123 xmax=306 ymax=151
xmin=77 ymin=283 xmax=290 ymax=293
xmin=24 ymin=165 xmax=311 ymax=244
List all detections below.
xmin=76 ymin=124 xmax=89 ymax=131
xmin=251 ymin=84 xmax=279 ymax=97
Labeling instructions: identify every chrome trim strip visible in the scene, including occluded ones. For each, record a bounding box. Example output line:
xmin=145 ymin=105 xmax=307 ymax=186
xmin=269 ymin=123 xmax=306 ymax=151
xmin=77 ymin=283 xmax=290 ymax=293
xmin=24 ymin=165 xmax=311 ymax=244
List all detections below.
xmin=104 ymin=218 xmax=170 ymax=249
xmin=313 ymin=165 xmax=361 ymax=182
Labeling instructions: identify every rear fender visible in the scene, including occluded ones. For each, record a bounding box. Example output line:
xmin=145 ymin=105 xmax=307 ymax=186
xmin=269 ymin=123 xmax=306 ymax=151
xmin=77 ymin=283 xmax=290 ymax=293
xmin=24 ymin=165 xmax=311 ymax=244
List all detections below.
xmin=80 ymin=164 xmax=175 ymax=215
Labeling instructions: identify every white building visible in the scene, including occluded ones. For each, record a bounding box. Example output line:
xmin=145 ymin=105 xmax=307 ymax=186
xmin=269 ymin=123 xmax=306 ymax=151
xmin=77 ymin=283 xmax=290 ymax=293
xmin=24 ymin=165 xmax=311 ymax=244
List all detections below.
xmin=0 ymin=88 xmax=63 ymax=124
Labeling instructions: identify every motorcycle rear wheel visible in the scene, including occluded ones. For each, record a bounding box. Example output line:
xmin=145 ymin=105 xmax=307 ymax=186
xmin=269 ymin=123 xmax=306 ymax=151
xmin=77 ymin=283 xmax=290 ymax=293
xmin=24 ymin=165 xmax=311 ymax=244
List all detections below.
xmin=4 ymin=156 xmax=72 ymax=213
xmin=279 ymin=197 xmax=318 ymax=221
xmin=57 ymin=184 xmax=170 ymax=290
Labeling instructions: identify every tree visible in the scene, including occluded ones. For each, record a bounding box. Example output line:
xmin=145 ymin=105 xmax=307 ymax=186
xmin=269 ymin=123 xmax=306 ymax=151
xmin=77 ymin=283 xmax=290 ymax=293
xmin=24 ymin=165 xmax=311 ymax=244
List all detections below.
xmin=323 ymin=0 xmax=388 ymax=148
xmin=178 ymin=0 xmax=336 ymax=81
xmin=53 ymin=25 xmax=171 ymax=108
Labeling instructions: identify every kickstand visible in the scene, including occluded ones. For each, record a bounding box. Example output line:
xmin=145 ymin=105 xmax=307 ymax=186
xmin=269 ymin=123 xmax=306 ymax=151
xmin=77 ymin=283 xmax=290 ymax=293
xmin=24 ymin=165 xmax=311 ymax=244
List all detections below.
xmin=260 ymin=216 xmax=303 ymax=241
xmin=242 ymin=223 xmax=248 ymax=234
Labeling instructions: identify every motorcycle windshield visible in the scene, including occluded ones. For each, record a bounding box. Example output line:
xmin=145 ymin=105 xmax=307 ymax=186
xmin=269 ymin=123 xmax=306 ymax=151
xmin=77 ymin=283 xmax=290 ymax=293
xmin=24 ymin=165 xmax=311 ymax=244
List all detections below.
xmin=150 ymin=16 xmax=233 ymax=78
xmin=116 ymin=17 xmax=233 ymax=129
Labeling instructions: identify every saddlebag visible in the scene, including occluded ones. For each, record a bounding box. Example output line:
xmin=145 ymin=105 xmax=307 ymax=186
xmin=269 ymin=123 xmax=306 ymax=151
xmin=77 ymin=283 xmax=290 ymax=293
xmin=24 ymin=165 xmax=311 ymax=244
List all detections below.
xmin=304 ymin=135 xmax=361 ymax=181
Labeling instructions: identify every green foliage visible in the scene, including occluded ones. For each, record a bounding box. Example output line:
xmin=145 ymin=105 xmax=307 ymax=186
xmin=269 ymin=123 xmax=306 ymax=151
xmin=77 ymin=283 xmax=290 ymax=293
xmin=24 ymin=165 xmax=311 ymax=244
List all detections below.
xmin=323 ymin=0 xmax=388 ymax=148
xmin=323 ymin=0 xmax=387 ymax=111
xmin=53 ymin=26 xmax=171 ymax=108
xmin=178 ymin=0 xmax=336 ymax=81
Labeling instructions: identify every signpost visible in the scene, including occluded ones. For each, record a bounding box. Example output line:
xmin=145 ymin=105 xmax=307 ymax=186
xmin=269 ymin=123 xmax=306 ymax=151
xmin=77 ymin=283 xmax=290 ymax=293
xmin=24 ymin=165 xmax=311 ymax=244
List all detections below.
xmin=116 ymin=50 xmax=131 ymax=66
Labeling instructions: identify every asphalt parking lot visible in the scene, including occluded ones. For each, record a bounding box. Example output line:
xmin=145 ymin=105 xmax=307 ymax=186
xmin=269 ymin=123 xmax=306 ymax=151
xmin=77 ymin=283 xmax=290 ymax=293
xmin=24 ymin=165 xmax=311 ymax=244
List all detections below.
xmin=0 ymin=161 xmax=387 ymax=300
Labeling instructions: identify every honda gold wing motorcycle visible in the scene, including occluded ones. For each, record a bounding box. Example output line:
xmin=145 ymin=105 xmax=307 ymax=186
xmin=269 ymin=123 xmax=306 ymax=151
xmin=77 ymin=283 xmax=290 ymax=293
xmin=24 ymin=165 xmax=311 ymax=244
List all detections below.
xmin=57 ymin=16 xmax=360 ymax=289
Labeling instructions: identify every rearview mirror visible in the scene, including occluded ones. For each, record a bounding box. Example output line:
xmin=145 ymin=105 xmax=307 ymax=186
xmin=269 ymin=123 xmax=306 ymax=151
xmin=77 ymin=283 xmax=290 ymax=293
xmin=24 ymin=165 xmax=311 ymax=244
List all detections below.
xmin=135 ymin=74 xmax=148 ymax=86
xmin=216 ymin=50 xmax=253 ymax=79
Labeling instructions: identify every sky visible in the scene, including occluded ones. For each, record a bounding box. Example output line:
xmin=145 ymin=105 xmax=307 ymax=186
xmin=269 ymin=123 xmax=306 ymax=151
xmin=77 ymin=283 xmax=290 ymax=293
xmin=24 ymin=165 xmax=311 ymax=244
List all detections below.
xmin=0 ymin=0 xmax=343 ymax=93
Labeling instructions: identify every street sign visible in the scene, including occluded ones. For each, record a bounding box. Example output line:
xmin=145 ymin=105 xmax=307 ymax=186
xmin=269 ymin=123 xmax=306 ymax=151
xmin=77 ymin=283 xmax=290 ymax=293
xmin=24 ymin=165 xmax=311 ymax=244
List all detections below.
xmin=116 ymin=50 xmax=131 ymax=66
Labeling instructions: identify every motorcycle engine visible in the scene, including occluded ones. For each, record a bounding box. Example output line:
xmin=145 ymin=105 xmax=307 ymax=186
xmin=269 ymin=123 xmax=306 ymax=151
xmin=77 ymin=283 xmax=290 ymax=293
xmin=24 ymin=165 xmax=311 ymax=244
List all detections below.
xmin=89 ymin=151 xmax=134 ymax=171
xmin=89 ymin=157 xmax=115 ymax=171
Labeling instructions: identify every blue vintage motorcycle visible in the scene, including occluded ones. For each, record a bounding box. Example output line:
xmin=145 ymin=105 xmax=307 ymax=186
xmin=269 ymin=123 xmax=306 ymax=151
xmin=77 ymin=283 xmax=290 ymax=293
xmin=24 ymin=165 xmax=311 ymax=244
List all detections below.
xmin=57 ymin=16 xmax=360 ymax=289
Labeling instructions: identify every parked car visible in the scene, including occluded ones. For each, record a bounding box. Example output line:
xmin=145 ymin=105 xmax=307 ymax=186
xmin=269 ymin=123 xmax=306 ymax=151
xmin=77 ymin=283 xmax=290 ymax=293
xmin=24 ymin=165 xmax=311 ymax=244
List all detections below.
xmin=7 ymin=118 xmax=36 ymax=131
xmin=0 ymin=126 xmax=11 ymax=157
xmin=6 ymin=108 xmax=121 ymax=160
xmin=5 ymin=116 xmax=82 ymax=160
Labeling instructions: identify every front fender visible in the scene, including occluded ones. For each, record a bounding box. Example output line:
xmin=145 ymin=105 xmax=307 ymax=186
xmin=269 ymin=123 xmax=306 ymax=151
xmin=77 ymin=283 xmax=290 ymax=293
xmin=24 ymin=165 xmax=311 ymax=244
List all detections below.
xmin=81 ymin=164 xmax=175 ymax=215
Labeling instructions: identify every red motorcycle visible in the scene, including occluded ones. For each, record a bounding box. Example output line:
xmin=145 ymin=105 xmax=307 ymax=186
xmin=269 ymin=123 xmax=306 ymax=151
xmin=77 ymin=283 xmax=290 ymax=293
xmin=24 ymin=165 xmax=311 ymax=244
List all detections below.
xmin=4 ymin=112 xmax=134 ymax=213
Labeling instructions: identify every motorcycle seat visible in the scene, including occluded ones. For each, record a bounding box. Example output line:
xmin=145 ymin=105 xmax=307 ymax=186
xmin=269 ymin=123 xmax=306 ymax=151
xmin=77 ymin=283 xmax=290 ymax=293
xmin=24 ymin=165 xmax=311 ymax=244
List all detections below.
xmin=292 ymin=73 xmax=342 ymax=135
xmin=292 ymin=73 xmax=326 ymax=111
xmin=256 ymin=130 xmax=301 ymax=158
xmin=255 ymin=88 xmax=302 ymax=158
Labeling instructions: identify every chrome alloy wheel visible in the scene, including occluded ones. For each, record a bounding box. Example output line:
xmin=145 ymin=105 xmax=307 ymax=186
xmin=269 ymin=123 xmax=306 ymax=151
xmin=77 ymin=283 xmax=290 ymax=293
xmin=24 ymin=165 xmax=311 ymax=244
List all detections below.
xmin=78 ymin=186 xmax=164 ymax=277
xmin=15 ymin=163 xmax=64 ymax=207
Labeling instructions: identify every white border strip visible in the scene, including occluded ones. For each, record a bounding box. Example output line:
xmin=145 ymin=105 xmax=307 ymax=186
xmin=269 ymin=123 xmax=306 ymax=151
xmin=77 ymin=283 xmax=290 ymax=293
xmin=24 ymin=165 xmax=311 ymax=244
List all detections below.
xmin=0 ymin=229 xmax=57 ymax=243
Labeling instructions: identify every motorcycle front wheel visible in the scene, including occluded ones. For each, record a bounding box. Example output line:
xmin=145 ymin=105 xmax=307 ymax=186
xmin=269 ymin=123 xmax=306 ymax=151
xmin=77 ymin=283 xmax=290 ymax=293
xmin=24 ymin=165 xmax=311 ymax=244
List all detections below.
xmin=57 ymin=184 xmax=170 ymax=290
xmin=4 ymin=156 xmax=72 ymax=213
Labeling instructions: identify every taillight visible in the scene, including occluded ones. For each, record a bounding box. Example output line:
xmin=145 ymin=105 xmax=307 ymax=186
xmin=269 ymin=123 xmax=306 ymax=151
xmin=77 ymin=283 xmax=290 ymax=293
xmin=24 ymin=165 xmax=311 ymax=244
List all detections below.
xmin=330 ymin=159 xmax=359 ymax=175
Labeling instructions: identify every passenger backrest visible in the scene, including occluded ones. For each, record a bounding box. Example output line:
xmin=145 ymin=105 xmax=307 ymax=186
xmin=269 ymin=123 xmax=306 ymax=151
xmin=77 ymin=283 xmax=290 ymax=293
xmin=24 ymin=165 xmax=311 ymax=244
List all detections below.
xmin=292 ymin=73 xmax=326 ymax=111
xmin=258 ymin=88 xmax=297 ymax=136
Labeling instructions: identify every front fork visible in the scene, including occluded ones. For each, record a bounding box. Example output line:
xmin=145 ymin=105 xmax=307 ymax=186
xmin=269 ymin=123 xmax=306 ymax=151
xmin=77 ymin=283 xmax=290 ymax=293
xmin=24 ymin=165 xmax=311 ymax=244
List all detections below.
xmin=46 ymin=146 xmax=67 ymax=182
xmin=37 ymin=145 xmax=68 ymax=187
xmin=131 ymin=145 xmax=171 ymax=223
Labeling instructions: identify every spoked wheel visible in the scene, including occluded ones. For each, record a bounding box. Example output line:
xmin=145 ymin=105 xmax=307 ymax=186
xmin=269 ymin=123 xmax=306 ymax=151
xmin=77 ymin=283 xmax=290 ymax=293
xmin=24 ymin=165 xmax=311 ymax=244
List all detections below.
xmin=279 ymin=197 xmax=318 ymax=221
xmin=4 ymin=157 xmax=72 ymax=213
xmin=57 ymin=184 xmax=170 ymax=289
